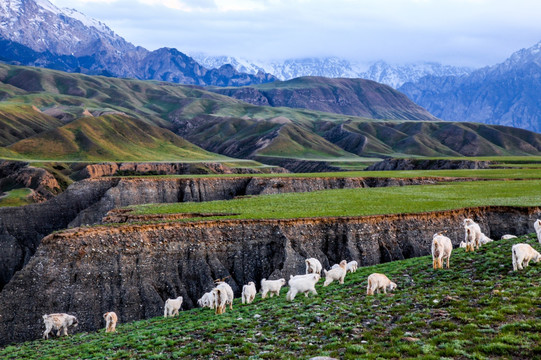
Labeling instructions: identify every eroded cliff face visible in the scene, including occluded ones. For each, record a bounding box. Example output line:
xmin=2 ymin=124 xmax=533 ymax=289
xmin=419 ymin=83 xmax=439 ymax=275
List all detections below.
xmin=0 ymin=175 xmax=450 ymax=291
xmin=0 ymin=205 xmax=539 ymax=345
xmin=0 ymin=161 xmax=61 ymax=201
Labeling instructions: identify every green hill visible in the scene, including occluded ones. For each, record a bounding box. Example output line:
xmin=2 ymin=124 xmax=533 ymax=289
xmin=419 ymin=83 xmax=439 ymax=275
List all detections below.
xmin=0 ymin=103 xmax=63 ymax=146
xmin=2 ymin=63 xmax=541 ymax=164
xmin=6 ymin=114 xmax=226 ymax=162
xmin=1 ymin=234 xmax=539 ymax=359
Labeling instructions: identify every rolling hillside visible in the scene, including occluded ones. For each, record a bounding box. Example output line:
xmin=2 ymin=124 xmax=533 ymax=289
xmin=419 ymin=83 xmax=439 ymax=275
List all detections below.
xmin=2 ymin=63 xmax=541 ymax=165
xmin=212 ymin=76 xmax=438 ymax=120
xmin=6 ymin=114 xmax=224 ymax=162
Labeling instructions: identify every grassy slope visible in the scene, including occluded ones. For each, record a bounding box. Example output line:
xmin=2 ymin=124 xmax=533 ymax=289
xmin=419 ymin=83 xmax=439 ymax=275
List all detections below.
xmin=2 ymin=63 xmax=541 ymax=162
xmin=7 ymin=114 xmax=226 ymax=162
xmin=0 ymin=103 xmax=63 ymax=146
xmin=132 ymin=180 xmax=541 ymax=220
xmin=0 ymin=188 xmax=33 ymax=207
xmin=2 ymin=235 xmax=539 ymax=359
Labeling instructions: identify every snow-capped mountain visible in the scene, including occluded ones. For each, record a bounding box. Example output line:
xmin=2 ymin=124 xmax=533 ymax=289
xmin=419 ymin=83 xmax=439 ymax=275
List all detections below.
xmin=361 ymin=61 xmax=472 ymax=89
xmin=190 ymin=54 xmax=472 ymax=88
xmin=0 ymin=0 xmax=276 ymax=86
xmin=399 ymin=40 xmax=541 ymax=133
xmin=0 ymin=0 xmax=134 ymax=56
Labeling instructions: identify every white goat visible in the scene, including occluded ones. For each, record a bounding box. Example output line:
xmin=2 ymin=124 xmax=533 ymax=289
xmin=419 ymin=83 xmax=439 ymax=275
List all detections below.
xmin=535 ymin=219 xmax=541 ymax=244
xmin=512 ymin=243 xmax=541 ymax=271
xmin=260 ymin=278 xmax=286 ymax=298
xmin=366 ymin=273 xmax=397 ymax=295
xmin=464 ymin=218 xmax=482 ymax=251
xmin=212 ymin=282 xmax=234 ymax=315
xmin=331 ymin=260 xmax=358 ymax=273
xmin=459 ymin=241 xmax=467 ymax=248
xmin=431 ymin=233 xmax=453 ymax=269
xmin=305 ymin=258 xmax=322 ymax=275
xmin=242 ymin=282 xmax=257 ymax=304
xmin=42 ymin=313 xmax=78 ymax=339
xmin=323 ymin=260 xmax=347 ymax=286
xmin=479 ymin=233 xmax=494 ymax=245
xmin=197 ymin=291 xmax=214 ymax=309
xmin=164 ymin=296 xmax=183 ymax=318
xmin=501 ymin=234 xmax=517 ymax=240
xmin=103 ymin=312 xmax=118 ymax=333
xmin=286 ymin=273 xmax=320 ymax=301
xmin=346 ymin=260 xmax=358 ymax=273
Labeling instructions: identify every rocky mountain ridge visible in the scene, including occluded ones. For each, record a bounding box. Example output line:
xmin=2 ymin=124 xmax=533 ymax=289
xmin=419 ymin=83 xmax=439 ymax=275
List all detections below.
xmin=0 ymin=0 xmax=276 ymax=86
xmin=192 ymin=54 xmax=472 ymax=88
xmin=399 ymin=40 xmax=541 ymax=133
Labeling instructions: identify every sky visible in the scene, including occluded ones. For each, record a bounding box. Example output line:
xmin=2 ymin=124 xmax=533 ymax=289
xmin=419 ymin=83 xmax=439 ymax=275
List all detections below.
xmin=49 ymin=0 xmax=541 ymax=68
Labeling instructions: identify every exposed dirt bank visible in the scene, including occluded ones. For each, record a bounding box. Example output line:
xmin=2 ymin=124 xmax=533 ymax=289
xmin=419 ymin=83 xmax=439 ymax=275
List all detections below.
xmin=0 ymin=205 xmax=538 ymax=345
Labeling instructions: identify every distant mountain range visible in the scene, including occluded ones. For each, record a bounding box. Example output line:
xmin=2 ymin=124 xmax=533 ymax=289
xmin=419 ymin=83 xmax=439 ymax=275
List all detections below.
xmin=191 ymin=54 xmax=472 ymax=88
xmin=399 ymin=41 xmax=541 ymax=133
xmin=0 ymin=0 xmax=276 ymax=86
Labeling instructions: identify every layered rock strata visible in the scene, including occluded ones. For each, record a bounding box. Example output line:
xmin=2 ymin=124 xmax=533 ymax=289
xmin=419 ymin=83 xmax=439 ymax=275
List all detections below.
xmin=0 ymin=205 xmax=538 ymax=345
xmin=0 ymin=176 xmax=446 ymax=291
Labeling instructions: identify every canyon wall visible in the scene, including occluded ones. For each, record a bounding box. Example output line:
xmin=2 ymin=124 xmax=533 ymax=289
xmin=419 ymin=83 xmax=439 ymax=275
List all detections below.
xmin=0 ymin=205 xmax=539 ymax=345
xmin=0 ymin=175 xmax=443 ymax=291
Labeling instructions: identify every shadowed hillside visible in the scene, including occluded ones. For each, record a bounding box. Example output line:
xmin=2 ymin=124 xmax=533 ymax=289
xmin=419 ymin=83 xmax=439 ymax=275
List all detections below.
xmin=211 ymin=76 xmax=438 ymax=120
xmin=2 ymin=63 xmax=541 ymax=164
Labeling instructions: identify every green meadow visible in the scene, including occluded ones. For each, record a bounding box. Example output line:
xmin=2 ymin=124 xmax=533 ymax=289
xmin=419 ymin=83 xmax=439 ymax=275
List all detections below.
xmin=2 ymin=235 xmax=539 ymax=359
xmin=131 ymin=180 xmax=541 ymax=221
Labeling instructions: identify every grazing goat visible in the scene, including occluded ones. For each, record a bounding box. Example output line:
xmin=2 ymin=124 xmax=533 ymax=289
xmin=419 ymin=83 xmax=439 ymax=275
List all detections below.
xmin=305 ymin=258 xmax=322 ymax=275
xmin=479 ymin=233 xmax=494 ymax=245
xmin=197 ymin=291 xmax=214 ymax=308
xmin=432 ymin=233 xmax=453 ymax=269
xmin=103 ymin=312 xmax=118 ymax=333
xmin=323 ymin=260 xmax=347 ymax=286
xmin=286 ymin=273 xmax=320 ymax=301
xmin=331 ymin=260 xmax=358 ymax=273
xmin=535 ymin=219 xmax=541 ymax=244
xmin=42 ymin=313 xmax=78 ymax=339
xmin=260 ymin=278 xmax=286 ymax=298
xmin=346 ymin=260 xmax=358 ymax=273
xmin=501 ymin=234 xmax=517 ymax=240
xmin=366 ymin=273 xmax=397 ymax=295
xmin=464 ymin=218 xmax=482 ymax=251
xmin=242 ymin=282 xmax=257 ymax=304
xmin=164 ymin=296 xmax=183 ymax=318
xmin=212 ymin=282 xmax=234 ymax=314
xmin=512 ymin=243 xmax=541 ymax=271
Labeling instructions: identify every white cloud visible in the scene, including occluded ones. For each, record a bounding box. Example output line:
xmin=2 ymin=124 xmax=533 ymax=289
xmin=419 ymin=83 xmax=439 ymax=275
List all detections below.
xmin=48 ymin=0 xmax=541 ymax=67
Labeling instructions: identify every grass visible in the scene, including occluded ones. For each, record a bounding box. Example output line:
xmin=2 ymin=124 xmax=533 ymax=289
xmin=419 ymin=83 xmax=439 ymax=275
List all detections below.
xmin=6 ymin=114 xmax=228 ymax=162
xmin=131 ymin=180 xmax=541 ymax=220
xmin=0 ymin=188 xmax=33 ymax=207
xmin=2 ymin=235 xmax=540 ymax=359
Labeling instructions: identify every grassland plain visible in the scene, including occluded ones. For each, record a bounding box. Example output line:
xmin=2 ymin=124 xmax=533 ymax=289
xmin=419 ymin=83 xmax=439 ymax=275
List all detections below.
xmin=1 ymin=235 xmax=539 ymax=359
xmin=131 ymin=180 xmax=541 ymax=221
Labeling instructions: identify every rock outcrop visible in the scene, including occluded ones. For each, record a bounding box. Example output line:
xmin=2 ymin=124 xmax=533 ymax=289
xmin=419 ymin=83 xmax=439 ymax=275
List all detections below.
xmin=0 ymin=160 xmax=61 ymax=202
xmin=75 ymin=162 xmax=287 ymax=179
xmin=0 ymin=175 xmax=446 ymax=291
xmin=0 ymin=205 xmax=539 ymax=345
xmin=365 ymin=158 xmax=491 ymax=171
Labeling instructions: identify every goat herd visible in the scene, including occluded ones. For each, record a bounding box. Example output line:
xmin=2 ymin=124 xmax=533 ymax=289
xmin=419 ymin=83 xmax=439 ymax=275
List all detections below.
xmin=41 ymin=218 xmax=541 ymax=342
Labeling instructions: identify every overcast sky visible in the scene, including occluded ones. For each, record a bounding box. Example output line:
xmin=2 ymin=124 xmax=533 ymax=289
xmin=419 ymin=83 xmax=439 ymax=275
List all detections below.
xmin=49 ymin=0 xmax=541 ymax=68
